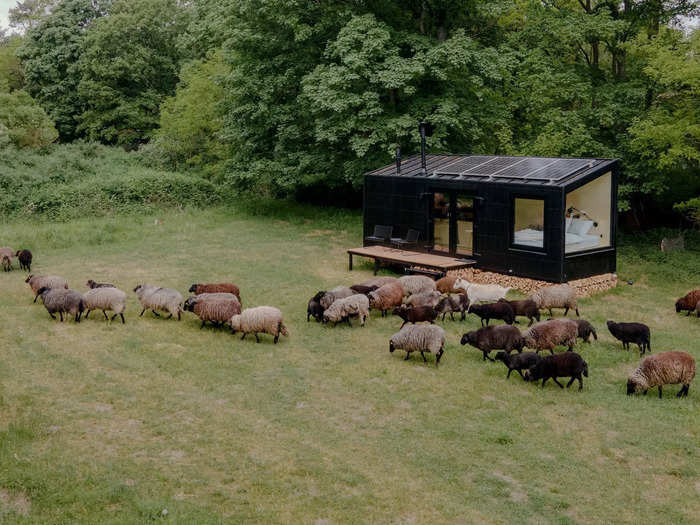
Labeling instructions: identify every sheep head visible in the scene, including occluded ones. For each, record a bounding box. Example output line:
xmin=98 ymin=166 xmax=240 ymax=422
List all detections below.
xmin=25 ymin=274 xmax=33 ymax=283
xmin=229 ymin=314 xmax=242 ymax=332
xmin=460 ymin=331 xmax=477 ymax=346
xmin=188 ymin=284 xmax=199 ymax=294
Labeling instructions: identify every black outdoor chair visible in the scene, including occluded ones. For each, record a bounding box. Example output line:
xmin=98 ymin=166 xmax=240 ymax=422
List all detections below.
xmin=391 ymin=229 xmax=421 ymax=249
xmin=365 ymin=225 xmax=393 ymax=245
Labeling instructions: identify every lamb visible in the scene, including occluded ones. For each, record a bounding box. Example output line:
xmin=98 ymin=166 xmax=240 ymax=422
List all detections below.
xmin=184 ymin=293 xmax=241 ymax=328
xmin=460 ymin=325 xmax=524 ymax=361
xmin=37 ymin=287 xmax=84 ymax=323
xmin=469 ymin=301 xmax=515 ymax=326
xmin=26 ymin=274 xmax=68 ymax=303
xmin=627 ymin=351 xmax=695 ymax=398
xmin=229 ymin=306 xmax=289 ymax=343
xmin=188 ymin=282 xmax=241 ymax=302
xmin=349 ymin=284 xmax=379 ymax=296
xmin=529 ymin=284 xmax=579 ymax=317
xmin=367 ymin=282 xmax=404 ymax=317
xmin=606 ymin=321 xmax=650 ymax=355
xmin=307 ymin=291 xmax=325 ymax=322
xmin=0 ymin=247 xmax=13 ymax=272
xmin=435 ymin=294 xmax=469 ymax=321
xmin=435 ymin=274 xmax=465 ymax=295
xmin=359 ymin=276 xmax=399 ymax=288
xmin=133 ymin=284 xmax=183 ymax=320
xmin=398 ymin=275 xmax=437 ymax=296
xmin=675 ymin=289 xmax=700 ymax=316
xmin=525 ymin=352 xmax=588 ymax=390
xmin=454 ymin=278 xmax=510 ymax=309
xmin=322 ymin=294 xmax=370 ymax=327
xmin=522 ymin=319 xmax=578 ymax=354
xmin=15 ymin=249 xmax=32 ymax=272
xmin=86 ymin=279 xmax=115 ymax=289
xmin=389 ymin=324 xmax=445 ymax=366
xmin=392 ymin=304 xmax=438 ymax=328
xmin=405 ymin=290 xmax=442 ymax=308
xmin=502 ymin=299 xmax=540 ymax=327
xmin=494 ymin=351 xmax=541 ymax=380
xmin=320 ymin=286 xmax=354 ymax=310
xmin=83 ymin=287 xmax=127 ymax=324
xmin=573 ymin=319 xmax=597 ymax=343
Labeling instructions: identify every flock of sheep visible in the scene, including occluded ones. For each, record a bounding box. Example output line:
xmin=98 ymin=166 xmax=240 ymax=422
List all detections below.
xmin=308 ymin=274 xmax=697 ymax=398
xmin=1 ymin=244 xmax=696 ymax=398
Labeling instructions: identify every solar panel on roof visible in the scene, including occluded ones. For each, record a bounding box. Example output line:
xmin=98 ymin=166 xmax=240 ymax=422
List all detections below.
xmin=432 ymin=156 xmax=495 ymax=176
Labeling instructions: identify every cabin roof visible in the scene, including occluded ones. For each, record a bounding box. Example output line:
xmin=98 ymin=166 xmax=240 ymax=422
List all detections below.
xmin=365 ymin=154 xmax=616 ymax=187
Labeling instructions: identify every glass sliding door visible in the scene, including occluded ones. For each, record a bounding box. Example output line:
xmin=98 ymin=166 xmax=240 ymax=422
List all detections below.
xmin=432 ymin=192 xmax=450 ymax=254
xmin=455 ymin=194 xmax=474 ymax=256
xmin=431 ymin=191 xmax=476 ymax=256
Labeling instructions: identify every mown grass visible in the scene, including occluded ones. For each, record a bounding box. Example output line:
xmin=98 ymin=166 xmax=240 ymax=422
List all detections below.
xmin=0 ymin=206 xmax=698 ymax=524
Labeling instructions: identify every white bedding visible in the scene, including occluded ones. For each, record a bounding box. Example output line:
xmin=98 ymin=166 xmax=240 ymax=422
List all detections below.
xmin=513 ymin=228 xmax=601 ymax=251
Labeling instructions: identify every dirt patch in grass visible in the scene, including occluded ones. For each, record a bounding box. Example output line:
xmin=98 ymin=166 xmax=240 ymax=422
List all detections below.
xmin=0 ymin=488 xmax=31 ymax=517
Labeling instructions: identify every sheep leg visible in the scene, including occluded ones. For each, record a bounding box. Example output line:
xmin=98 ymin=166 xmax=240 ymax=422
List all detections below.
xmin=528 ymin=318 xmax=534 ymax=327
xmin=541 ymin=377 xmax=548 ymax=387
xmin=450 ymin=312 xmax=454 ymax=321
xmin=549 ymin=308 xmax=553 ymax=317
xmin=200 ymin=320 xmax=206 ymax=329
xmin=59 ymin=312 xmax=64 ymax=322
xmin=549 ymin=347 xmax=555 ymax=355
xmin=152 ymin=310 xmax=161 ymax=317
xmin=120 ymin=313 xmax=125 ymax=324
xmin=404 ymin=352 xmax=410 ymax=361
xmin=420 ymin=352 xmax=427 ymax=362
xmin=436 ymin=349 xmax=443 ymax=366
xmin=49 ymin=312 xmax=56 ymax=320
xmin=254 ymin=333 xmax=260 ymax=343
xmin=33 ymin=295 xmax=38 ymax=303
xmin=643 ymin=390 xmax=647 ymax=395
xmin=75 ymin=312 xmax=81 ymax=323
xmin=140 ymin=308 xmax=146 ymax=317
xmin=566 ymin=377 xmax=576 ymax=388
xmin=461 ymin=311 xmax=466 ymax=321
xmin=506 ymin=369 xmax=512 ymax=379
xmin=345 ymin=317 xmax=352 ymax=327
xmin=678 ymin=385 xmax=689 ymax=397
xmin=658 ymin=386 xmax=662 ymax=399
xmin=241 ymin=333 xmax=247 ymax=340
xmin=552 ymin=378 xmax=564 ymax=389
xmin=85 ymin=309 xmax=91 ymax=319
xmin=165 ymin=314 xmax=173 ymax=320
xmin=400 ymin=321 xmax=407 ymax=328
xmin=564 ymin=307 xmax=569 ymax=316
xmin=578 ymin=377 xmax=583 ymax=390
xmin=575 ymin=308 xmax=580 ymax=317
xmin=102 ymin=310 xmax=109 ymax=320
xmin=517 ymin=369 xmax=525 ymax=380
xmin=274 ymin=334 xmax=279 ymax=344
xmin=177 ymin=311 xmax=181 ymax=321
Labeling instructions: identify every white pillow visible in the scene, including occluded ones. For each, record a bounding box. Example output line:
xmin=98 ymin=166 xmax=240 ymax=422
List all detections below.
xmin=565 ymin=217 xmax=573 ymax=231
xmin=569 ymin=219 xmax=593 ymax=236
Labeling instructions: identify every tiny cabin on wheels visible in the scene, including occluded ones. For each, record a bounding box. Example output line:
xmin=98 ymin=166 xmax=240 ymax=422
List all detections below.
xmin=362 ymin=154 xmax=619 ymax=283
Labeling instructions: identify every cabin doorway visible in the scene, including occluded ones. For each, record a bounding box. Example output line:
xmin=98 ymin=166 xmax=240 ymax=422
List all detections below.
xmin=431 ymin=192 xmax=475 ymax=257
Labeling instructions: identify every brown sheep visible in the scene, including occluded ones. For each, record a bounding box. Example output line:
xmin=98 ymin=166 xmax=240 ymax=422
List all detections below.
xmin=522 ymin=319 xmax=578 ymax=354
xmin=189 ymin=282 xmax=241 ymax=302
xmin=368 ymin=282 xmax=404 ymax=317
xmin=675 ymin=289 xmax=700 ymax=316
xmin=184 ymin=294 xmax=241 ymax=328
xmin=460 ymin=325 xmax=524 ymax=361
xmin=627 ymin=351 xmax=696 ymax=398
xmin=435 ymin=274 xmax=465 ymax=295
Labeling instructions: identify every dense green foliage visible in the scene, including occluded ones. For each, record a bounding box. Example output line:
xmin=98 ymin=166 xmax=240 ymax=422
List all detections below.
xmin=0 ymin=90 xmax=58 ymax=147
xmin=2 ymin=0 xmax=699 ymax=220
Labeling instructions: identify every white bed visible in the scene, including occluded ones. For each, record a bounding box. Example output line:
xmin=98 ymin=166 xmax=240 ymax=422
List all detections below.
xmin=514 ymin=219 xmax=601 ymax=252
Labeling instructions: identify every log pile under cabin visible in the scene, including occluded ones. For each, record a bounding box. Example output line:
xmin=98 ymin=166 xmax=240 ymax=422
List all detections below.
xmin=448 ymin=269 xmax=618 ymax=297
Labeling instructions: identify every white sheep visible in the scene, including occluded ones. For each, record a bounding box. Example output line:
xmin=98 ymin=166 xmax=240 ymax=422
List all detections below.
xmin=229 ymin=306 xmax=289 ymax=343
xmin=323 ymin=294 xmax=370 ymax=327
xmin=454 ymin=278 xmax=510 ymax=311
xmin=133 ymin=284 xmax=183 ymax=321
xmin=83 ymin=287 xmax=128 ymax=324
xmin=389 ymin=324 xmax=446 ymax=366
xmin=320 ymin=286 xmax=355 ymax=310
xmin=398 ymin=275 xmax=437 ymax=296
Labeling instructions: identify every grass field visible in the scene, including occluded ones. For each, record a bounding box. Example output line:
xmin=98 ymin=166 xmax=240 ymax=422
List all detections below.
xmin=0 ymin=205 xmax=698 ymax=524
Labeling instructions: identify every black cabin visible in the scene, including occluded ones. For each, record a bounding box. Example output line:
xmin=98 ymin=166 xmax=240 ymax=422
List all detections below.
xmin=363 ymin=154 xmax=619 ymax=283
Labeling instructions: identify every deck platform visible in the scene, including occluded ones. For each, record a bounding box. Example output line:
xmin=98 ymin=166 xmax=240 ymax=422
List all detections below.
xmin=347 ymin=245 xmax=476 ymax=275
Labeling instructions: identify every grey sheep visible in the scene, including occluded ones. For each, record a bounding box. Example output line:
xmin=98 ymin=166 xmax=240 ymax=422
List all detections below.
xmin=323 ymin=294 xmax=370 ymax=327
xmin=83 ymin=287 xmax=127 ymax=324
xmin=184 ymin=293 xmax=241 ymax=328
xmin=37 ymin=286 xmax=84 ymax=323
xmin=0 ymin=247 xmax=13 ymax=272
xmin=406 ymin=290 xmax=442 ymax=309
xmin=320 ymin=286 xmax=355 ymax=310
xmin=398 ymin=275 xmax=437 ymax=296
xmin=26 ymin=274 xmax=68 ymax=303
xmin=359 ymin=276 xmax=399 ymax=288
xmin=529 ymin=284 xmax=579 ymax=317
xmin=229 ymin=306 xmax=289 ymax=343
xmin=133 ymin=284 xmax=183 ymax=321
xmin=389 ymin=324 xmax=445 ymax=366
xmin=522 ymin=319 xmax=578 ymax=354
xmin=627 ymin=351 xmax=695 ymax=398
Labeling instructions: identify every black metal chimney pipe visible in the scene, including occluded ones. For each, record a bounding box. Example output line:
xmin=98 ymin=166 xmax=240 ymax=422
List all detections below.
xmin=419 ymin=121 xmax=427 ymax=174
xmin=395 ymin=147 xmax=401 ymax=174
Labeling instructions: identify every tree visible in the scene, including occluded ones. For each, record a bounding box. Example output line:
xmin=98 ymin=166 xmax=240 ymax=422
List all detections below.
xmin=77 ymin=0 xmax=187 ymax=147
xmin=0 ymin=36 xmax=25 ymax=92
xmin=9 ymin=0 xmax=58 ymax=32
xmin=0 ymin=90 xmax=58 ymax=147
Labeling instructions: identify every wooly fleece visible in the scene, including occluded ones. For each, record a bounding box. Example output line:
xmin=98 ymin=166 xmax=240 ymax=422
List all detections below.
xmin=323 ymin=294 xmax=370 ymax=326
xmin=522 ymin=319 xmax=578 ymax=353
xmin=229 ymin=306 xmax=289 ymax=343
xmin=627 ymin=351 xmax=695 ymax=397
xmin=389 ymin=324 xmax=445 ymax=365
xmin=398 ymin=275 xmax=437 ymax=296
xmin=529 ymin=284 xmax=578 ymax=316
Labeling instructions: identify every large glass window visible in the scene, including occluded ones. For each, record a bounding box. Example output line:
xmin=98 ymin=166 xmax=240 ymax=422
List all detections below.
xmin=512 ymin=198 xmax=545 ymax=249
xmin=432 ymin=192 xmax=450 ymax=252
xmin=565 ymin=172 xmax=612 ymax=253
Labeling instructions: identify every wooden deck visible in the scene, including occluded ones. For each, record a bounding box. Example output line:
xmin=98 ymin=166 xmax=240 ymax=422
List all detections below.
xmin=347 ymin=245 xmax=476 ymax=275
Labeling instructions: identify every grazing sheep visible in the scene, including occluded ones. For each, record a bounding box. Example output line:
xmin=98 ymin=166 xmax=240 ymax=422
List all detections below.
xmin=435 ymin=294 xmax=469 ymax=321
xmin=405 ymin=290 xmax=442 ymax=308
xmin=525 ymin=352 xmax=588 ymax=390
xmin=469 ymin=300 xmax=516 ymax=326
xmin=435 ymin=274 xmax=465 ymax=295
xmin=522 ymin=319 xmax=578 ymax=354
xmin=15 ymin=249 xmax=32 ymax=272
xmin=26 ymin=274 xmax=68 ymax=303
xmin=503 ymin=299 xmax=540 ymax=327
xmin=37 ymin=287 xmax=84 ymax=322
xmin=229 ymin=306 xmax=288 ymax=343
xmin=606 ymin=321 xmax=650 ymax=355
xmin=83 ymin=287 xmax=127 ymax=324
xmin=627 ymin=351 xmax=695 ymax=398
xmin=392 ymin=304 xmax=438 ymax=328
xmin=573 ymin=319 xmax=597 ymax=343
xmin=323 ymin=294 xmax=370 ymax=327
xmin=675 ymin=289 xmax=700 ymax=316
xmin=188 ymin=282 xmax=241 ymax=302
xmin=398 ymin=275 xmax=437 ymax=296
xmin=86 ymin=279 xmax=115 ymax=289
xmin=133 ymin=284 xmax=183 ymax=321
xmin=349 ymin=284 xmax=379 ymax=296
xmin=454 ymin=278 xmax=510 ymax=309
xmin=460 ymin=325 xmax=524 ymax=361
xmin=529 ymin=284 xmax=579 ymax=317
xmin=389 ymin=324 xmax=445 ymax=366
xmin=0 ymin=247 xmax=13 ymax=272
xmin=495 ymin=351 xmax=541 ymax=380
xmin=368 ymin=282 xmax=404 ymax=317
xmin=307 ymin=291 xmax=325 ymax=322
xmin=320 ymin=286 xmax=355 ymax=310
xmin=184 ymin=294 xmax=241 ymax=328
xmin=359 ymin=276 xmax=399 ymax=288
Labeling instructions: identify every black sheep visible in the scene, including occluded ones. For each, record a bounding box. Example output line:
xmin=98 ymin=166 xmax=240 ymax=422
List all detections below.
xmin=469 ymin=301 xmax=515 ymax=326
xmin=606 ymin=321 xmax=650 ymax=355
xmin=494 ymin=351 xmax=541 ymax=379
xmin=525 ymin=352 xmax=588 ymax=390
xmin=15 ymin=249 xmax=32 ymax=272
xmin=307 ymin=291 xmax=325 ymax=322
xmin=503 ymin=299 xmax=540 ymax=327
xmin=573 ymin=319 xmax=597 ymax=343
xmin=460 ymin=325 xmax=524 ymax=361
xmin=435 ymin=294 xmax=469 ymax=321
xmin=392 ymin=304 xmax=438 ymax=328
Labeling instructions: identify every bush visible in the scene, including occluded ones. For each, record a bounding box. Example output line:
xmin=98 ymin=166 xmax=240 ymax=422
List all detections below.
xmin=0 ymin=142 xmax=219 ymax=221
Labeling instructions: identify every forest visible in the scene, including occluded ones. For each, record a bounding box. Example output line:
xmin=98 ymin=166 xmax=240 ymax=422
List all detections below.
xmin=1 ymin=0 xmax=699 ymax=226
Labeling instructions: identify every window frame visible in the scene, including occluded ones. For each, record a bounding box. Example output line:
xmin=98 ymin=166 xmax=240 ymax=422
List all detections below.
xmin=510 ymin=195 xmax=547 ymax=254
